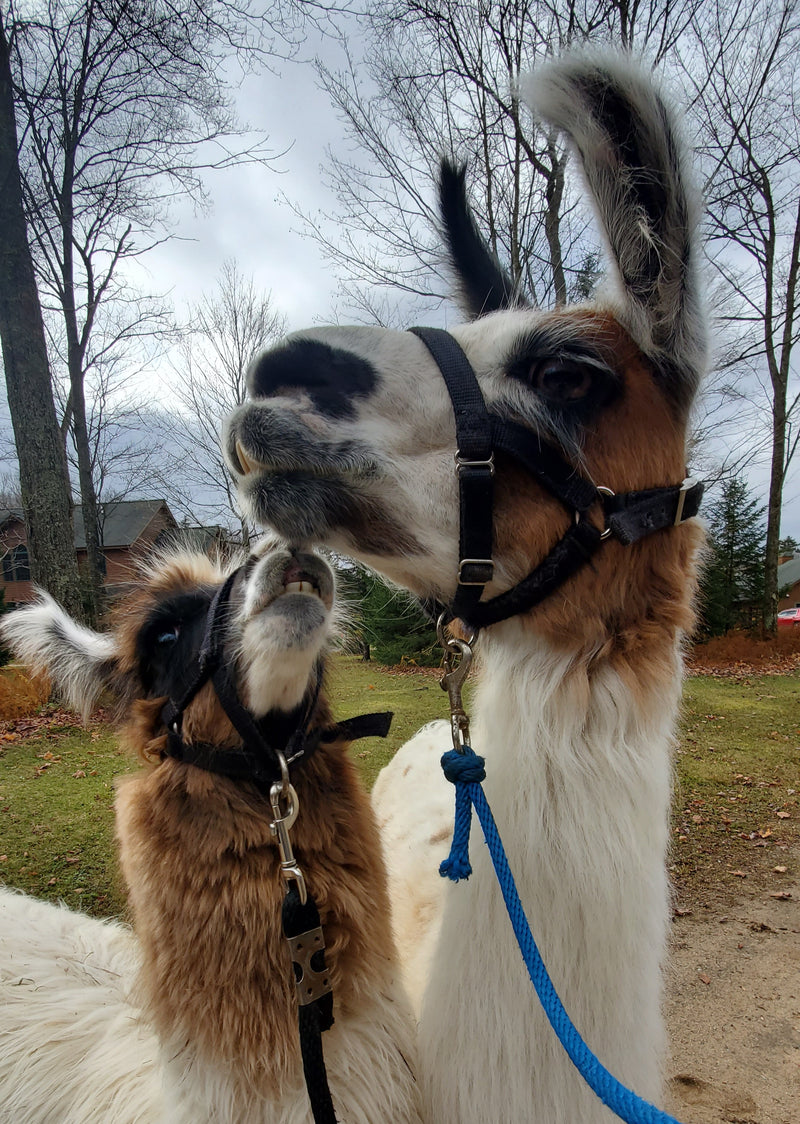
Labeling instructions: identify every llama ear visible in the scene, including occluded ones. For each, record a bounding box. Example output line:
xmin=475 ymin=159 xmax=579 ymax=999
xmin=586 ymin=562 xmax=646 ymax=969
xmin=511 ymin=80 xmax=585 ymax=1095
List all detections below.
xmin=438 ymin=159 xmax=532 ymax=319
xmin=0 ymin=594 xmax=118 ymax=720
xmin=523 ymin=54 xmax=706 ymax=408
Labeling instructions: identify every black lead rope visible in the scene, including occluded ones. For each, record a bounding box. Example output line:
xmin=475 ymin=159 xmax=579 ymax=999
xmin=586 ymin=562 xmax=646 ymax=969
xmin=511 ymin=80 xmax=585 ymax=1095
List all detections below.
xmin=283 ymin=886 xmax=337 ymax=1124
xmin=409 ymin=326 xmax=703 ymax=631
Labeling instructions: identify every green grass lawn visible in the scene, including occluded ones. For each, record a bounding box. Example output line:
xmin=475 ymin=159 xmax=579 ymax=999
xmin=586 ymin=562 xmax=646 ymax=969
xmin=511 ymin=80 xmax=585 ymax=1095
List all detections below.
xmin=0 ymin=723 xmax=132 ymax=917
xmin=673 ymin=674 xmax=798 ymax=904
xmin=0 ymin=658 xmax=795 ymax=919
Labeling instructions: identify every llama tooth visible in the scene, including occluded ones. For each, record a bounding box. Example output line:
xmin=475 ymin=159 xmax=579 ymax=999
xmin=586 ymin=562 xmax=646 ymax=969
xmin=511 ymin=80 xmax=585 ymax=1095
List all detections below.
xmin=235 ymin=439 xmax=255 ymax=476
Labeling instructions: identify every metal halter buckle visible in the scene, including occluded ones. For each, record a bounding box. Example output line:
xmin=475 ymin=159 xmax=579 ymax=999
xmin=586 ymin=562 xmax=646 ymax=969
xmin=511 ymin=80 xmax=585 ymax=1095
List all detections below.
xmin=454 ymin=451 xmax=495 ymax=476
xmin=673 ymin=477 xmax=697 ymax=525
xmin=457 ymin=557 xmax=494 ymax=585
xmin=596 ymin=485 xmax=615 ymax=540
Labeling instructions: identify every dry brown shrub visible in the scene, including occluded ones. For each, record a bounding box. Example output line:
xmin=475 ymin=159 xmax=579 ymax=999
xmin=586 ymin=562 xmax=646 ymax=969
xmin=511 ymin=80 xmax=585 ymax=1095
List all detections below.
xmin=0 ymin=666 xmax=51 ymax=719
xmin=688 ymin=627 xmax=800 ymax=668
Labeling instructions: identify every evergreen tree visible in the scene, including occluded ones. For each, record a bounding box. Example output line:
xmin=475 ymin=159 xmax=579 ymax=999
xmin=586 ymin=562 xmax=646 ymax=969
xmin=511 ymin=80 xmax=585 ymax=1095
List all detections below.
xmin=343 ymin=564 xmax=439 ymax=666
xmin=700 ymin=476 xmax=766 ymax=635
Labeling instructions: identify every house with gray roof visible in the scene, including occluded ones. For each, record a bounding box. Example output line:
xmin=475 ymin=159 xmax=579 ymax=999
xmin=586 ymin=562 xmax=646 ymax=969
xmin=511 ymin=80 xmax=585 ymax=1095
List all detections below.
xmin=777 ymin=553 xmax=800 ymax=610
xmin=0 ymin=499 xmax=179 ymax=606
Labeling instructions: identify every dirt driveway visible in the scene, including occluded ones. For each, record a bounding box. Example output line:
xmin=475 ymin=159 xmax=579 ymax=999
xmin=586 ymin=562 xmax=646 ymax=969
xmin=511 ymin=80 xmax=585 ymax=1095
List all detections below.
xmin=665 ymin=878 xmax=799 ymax=1124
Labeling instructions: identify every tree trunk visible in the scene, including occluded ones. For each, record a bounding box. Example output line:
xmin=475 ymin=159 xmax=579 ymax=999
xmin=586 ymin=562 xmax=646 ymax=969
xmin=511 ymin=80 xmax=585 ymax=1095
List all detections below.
xmin=763 ymin=400 xmax=786 ymax=634
xmin=543 ymin=136 xmax=567 ymax=306
xmin=0 ymin=13 xmax=82 ymax=618
xmin=67 ymin=344 xmax=105 ymax=625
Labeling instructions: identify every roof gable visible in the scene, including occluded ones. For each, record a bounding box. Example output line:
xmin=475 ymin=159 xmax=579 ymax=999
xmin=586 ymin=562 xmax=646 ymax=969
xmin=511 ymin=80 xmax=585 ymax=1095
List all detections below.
xmin=777 ymin=555 xmax=800 ymax=589
xmin=75 ymin=500 xmax=176 ymax=549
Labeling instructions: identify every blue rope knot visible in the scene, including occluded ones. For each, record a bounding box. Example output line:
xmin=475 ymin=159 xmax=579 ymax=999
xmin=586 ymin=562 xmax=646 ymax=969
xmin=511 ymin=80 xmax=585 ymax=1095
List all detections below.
xmin=439 ymin=746 xmax=485 ymax=882
xmin=441 ymin=745 xmax=486 ymax=784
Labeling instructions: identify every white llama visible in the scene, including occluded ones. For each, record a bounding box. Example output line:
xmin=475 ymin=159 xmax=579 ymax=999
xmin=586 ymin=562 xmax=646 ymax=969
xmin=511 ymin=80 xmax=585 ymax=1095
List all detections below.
xmin=0 ymin=543 xmax=423 ymax=1124
xmin=223 ymin=52 xmax=706 ymax=1123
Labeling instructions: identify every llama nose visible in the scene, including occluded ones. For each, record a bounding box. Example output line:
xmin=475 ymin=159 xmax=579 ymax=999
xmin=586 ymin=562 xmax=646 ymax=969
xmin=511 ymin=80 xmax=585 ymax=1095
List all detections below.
xmin=247 ymin=336 xmax=379 ymax=420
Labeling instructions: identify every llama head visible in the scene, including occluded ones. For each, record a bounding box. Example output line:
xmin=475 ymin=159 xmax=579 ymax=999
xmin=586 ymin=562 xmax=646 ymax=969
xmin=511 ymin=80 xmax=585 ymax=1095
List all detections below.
xmin=224 ymin=54 xmax=705 ymax=649
xmin=0 ymin=543 xmax=337 ymax=744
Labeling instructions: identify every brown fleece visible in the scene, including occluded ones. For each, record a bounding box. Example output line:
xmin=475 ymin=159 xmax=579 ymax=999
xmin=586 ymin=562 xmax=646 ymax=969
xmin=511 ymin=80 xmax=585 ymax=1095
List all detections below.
xmin=490 ymin=312 xmax=703 ymax=684
xmin=99 ymin=552 xmax=397 ymax=1100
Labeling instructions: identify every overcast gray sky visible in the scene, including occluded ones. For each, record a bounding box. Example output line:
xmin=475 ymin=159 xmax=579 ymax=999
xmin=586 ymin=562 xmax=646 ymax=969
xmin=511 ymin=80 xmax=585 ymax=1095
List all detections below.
xmin=3 ymin=14 xmax=798 ymax=540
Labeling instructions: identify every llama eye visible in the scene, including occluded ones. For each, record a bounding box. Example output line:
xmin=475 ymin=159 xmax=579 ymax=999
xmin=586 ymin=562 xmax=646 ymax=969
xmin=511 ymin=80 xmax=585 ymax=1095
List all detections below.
xmin=155 ymin=626 xmax=179 ymax=646
xmin=531 ymin=361 xmax=594 ymax=403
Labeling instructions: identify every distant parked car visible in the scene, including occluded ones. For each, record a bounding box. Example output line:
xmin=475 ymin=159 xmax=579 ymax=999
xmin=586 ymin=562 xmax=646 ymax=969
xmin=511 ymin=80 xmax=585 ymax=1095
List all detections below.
xmin=777 ymin=607 xmax=800 ymax=626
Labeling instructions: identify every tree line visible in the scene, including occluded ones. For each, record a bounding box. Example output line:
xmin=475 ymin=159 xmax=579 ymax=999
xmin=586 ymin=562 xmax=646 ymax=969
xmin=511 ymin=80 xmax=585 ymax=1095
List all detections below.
xmin=1 ymin=0 xmax=798 ymax=636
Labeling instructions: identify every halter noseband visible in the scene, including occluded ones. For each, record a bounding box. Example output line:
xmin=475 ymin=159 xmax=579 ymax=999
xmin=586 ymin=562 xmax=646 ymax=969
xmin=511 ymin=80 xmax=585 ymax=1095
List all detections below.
xmin=160 ymin=564 xmax=392 ymax=789
xmin=410 ymin=326 xmax=703 ymax=631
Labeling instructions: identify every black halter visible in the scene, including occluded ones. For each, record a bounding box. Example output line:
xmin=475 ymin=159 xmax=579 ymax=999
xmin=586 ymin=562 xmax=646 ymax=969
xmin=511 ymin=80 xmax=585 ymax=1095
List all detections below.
xmin=160 ymin=564 xmax=392 ymax=789
xmin=410 ymin=326 xmax=703 ymax=632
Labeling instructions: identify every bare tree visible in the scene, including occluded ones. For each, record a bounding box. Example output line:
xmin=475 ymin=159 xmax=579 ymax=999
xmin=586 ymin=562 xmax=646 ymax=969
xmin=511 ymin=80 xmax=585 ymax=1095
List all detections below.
xmin=0 ymin=469 xmax=22 ymax=511
xmin=295 ymin=0 xmax=704 ymax=323
xmin=170 ymin=261 xmax=287 ymax=542
xmin=0 ymin=7 xmax=82 ymax=616
xmin=681 ymin=0 xmax=800 ymax=631
xmin=6 ymin=0 xmax=284 ymax=620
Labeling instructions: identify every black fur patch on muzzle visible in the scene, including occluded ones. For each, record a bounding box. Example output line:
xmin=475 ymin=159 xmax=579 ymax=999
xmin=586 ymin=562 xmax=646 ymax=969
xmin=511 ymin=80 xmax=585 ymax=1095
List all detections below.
xmin=248 ymin=338 xmax=379 ymax=420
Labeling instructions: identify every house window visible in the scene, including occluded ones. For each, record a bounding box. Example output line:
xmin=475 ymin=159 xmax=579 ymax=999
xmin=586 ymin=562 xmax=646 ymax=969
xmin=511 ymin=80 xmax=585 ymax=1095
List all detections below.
xmin=2 ymin=545 xmax=30 ymax=582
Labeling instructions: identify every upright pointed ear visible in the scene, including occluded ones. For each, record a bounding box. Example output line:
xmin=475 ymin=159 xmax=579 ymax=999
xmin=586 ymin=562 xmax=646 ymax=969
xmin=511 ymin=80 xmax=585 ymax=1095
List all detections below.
xmin=523 ymin=54 xmax=706 ymax=410
xmin=438 ymin=159 xmax=532 ymax=319
xmin=0 ymin=594 xmax=118 ymax=720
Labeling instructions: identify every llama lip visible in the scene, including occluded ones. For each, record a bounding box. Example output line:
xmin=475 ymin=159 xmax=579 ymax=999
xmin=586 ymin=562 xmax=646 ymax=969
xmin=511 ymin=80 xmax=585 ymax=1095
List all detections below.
xmin=243 ymin=551 xmax=335 ymax=620
xmin=224 ymin=404 xmax=381 ymax=482
xmin=280 ymin=561 xmax=321 ymax=599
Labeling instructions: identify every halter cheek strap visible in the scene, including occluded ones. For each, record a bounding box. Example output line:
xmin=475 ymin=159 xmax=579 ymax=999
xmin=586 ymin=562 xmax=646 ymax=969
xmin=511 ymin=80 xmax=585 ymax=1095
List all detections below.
xmin=409 ymin=326 xmax=703 ymax=631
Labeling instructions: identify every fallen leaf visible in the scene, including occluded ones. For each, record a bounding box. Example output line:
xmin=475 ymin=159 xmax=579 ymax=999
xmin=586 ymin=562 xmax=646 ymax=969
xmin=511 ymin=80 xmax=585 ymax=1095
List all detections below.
xmin=697 ymin=972 xmax=711 ymax=985
xmin=773 ymin=865 xmax=788 ymax=873
xmin=776 ymin=810 xmax=791 ymax=819
xmin=769 ymin=891 xmax=792 ymax=900
xmin=730 ymin=870 xmax=747 ymax=878
xmin=0 ymin=855 xmax=7 ymax=862
xmin=72 ymin=770 xmax=86 ymax=779
xmin=47 ymin=877 xmax=56 ymax=885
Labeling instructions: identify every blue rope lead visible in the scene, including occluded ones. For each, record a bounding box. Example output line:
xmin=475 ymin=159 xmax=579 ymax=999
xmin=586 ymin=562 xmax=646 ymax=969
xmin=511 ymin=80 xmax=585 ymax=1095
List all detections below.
xmin=439 ymin=748 xmax=684 ymax=1124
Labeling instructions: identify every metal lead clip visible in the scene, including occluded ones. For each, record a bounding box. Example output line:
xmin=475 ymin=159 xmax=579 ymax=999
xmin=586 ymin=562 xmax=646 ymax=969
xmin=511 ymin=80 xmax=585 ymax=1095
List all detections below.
xmin=270 ymin=771 xmax=307 ymax=905
xmin=437 ymin=614 xmax=477 ymax=753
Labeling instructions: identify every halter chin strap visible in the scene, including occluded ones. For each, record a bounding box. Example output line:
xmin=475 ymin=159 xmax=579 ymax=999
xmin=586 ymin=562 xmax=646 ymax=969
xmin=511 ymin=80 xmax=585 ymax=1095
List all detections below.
xmin=409 ymin=326 xmax=703 ymax=632
xmin=160 ymin=563 xmax=393 ymax=789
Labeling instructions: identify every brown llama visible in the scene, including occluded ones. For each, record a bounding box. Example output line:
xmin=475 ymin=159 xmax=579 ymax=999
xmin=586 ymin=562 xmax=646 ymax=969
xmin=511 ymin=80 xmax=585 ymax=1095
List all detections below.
xmin=0 ymin=543 xmax=422 ymax=1124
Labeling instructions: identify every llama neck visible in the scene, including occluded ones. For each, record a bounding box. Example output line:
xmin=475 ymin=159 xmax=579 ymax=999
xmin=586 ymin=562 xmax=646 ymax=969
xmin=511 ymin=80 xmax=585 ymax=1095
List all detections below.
xmin=470 ymin=620 xmax=682 ymax=897
xmin=474 ymin=620 xmax=683 ymax=806
xmin=419 ymin=620 xmax=684 ymax=1120
xmin=114 ymin=742 xmax=394 ymax=1100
